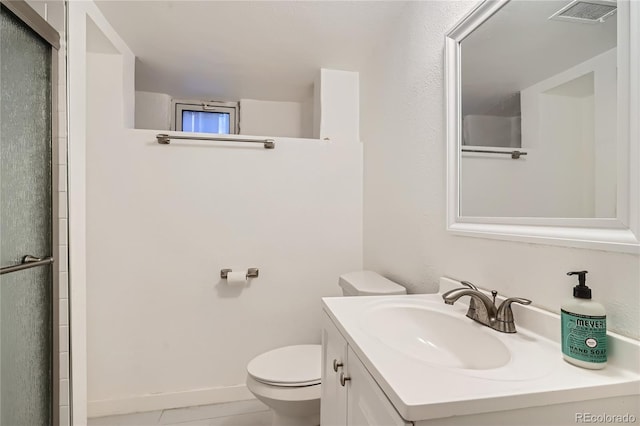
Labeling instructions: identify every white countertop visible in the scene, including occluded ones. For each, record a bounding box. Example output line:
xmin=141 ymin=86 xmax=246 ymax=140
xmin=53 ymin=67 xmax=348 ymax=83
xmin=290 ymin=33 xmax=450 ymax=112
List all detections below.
xmin=322 ymin=277 xmax=640 ymax=421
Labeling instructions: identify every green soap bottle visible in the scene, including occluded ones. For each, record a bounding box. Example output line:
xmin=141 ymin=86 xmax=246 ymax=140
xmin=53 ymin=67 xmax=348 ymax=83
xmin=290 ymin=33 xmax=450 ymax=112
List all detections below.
xmin=561 ymin=271 xmax=607 ymax=369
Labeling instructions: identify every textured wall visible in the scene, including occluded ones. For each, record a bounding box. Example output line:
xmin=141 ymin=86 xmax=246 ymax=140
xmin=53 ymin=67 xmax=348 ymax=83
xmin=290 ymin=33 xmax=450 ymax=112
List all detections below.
xmin=361 ymin=1 xmax=639 ymax=338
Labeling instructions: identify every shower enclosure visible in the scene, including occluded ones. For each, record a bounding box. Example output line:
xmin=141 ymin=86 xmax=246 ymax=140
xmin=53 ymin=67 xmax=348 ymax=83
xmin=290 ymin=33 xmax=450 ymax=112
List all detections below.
xmin=0 ymin=1 xmax=61 ymax=424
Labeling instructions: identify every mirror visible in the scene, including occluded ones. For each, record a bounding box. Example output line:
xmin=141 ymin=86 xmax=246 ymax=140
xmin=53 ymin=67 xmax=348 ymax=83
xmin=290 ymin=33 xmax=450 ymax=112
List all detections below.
xmin=446 ymin=0 xmax=639 ymax=253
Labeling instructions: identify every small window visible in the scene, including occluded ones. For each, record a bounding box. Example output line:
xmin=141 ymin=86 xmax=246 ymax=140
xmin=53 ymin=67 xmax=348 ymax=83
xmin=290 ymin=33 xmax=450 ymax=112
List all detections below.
xmin=172 ymin=100 xmax=239 ymax=134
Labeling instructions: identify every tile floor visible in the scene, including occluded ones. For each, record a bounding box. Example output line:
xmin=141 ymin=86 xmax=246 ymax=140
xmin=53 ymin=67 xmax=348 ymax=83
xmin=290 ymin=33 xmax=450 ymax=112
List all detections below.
xmin=88 ymin=399 xmax=272 ymax=426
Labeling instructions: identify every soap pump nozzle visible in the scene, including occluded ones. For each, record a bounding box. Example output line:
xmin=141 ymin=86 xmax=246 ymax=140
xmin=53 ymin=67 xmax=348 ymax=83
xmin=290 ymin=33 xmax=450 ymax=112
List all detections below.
xmin=567 ymin=270 xmax=591 ymax=299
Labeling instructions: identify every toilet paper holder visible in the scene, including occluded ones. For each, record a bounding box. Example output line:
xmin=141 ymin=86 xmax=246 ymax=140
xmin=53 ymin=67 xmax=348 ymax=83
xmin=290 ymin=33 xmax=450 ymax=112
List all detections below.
xmin=220 ymin=268 xmax=259 ymax=279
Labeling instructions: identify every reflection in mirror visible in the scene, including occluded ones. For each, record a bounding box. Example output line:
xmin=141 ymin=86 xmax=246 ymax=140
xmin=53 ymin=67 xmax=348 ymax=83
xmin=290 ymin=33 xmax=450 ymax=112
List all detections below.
xmin=459 ymin=0 xmax=616 ymax=218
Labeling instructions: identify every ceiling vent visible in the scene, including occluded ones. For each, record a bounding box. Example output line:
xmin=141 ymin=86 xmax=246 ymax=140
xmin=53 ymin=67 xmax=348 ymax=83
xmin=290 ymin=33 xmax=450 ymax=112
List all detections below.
xmin=549 ymin=0 xmax=617 ymax=24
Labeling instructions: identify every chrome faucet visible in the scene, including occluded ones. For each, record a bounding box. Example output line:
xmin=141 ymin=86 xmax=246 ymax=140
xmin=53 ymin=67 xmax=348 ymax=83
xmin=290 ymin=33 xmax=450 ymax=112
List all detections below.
xmin=442 ymin=283 xmax=531 ymax=333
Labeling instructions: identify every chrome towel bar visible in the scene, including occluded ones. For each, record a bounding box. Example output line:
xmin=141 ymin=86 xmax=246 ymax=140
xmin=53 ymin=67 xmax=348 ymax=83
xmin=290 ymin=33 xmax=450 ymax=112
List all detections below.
xmin=1 ymin=255 xmax=55 ymax=275
xmin=156 ymin=134 xmax=275 ymax=149
xmin=461 ymin=148 xmax=527 ymax=159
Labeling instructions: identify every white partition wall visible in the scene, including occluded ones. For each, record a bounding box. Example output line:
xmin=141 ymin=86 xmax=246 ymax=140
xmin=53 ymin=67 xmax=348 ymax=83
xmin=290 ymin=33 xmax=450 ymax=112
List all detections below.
xmin=69 ymin=2 xmax=363 ymax=420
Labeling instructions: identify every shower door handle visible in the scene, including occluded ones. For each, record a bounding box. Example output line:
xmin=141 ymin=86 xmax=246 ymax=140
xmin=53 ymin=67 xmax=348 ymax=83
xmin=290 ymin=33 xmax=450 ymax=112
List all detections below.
xmin=0 ymin=255 xmax=54 ymax=275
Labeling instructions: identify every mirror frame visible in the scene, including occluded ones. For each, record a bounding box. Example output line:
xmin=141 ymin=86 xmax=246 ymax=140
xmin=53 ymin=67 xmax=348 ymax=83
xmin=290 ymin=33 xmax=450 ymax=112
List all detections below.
xmin=445 ymin=0 xmax=639 ymax=254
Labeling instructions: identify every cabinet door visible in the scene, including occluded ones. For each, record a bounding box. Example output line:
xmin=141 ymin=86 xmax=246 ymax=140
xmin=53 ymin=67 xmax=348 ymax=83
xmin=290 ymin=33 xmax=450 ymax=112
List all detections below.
xmin=346 ymin=348 xmax=412 ymax=426
xmin=321 ymin=313 xmax=348 ymax=426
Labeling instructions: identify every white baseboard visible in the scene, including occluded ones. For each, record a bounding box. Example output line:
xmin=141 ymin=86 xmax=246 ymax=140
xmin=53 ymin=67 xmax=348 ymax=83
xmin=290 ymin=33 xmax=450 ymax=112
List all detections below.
xmin=88 ymin=384 xmax=254 ymax=418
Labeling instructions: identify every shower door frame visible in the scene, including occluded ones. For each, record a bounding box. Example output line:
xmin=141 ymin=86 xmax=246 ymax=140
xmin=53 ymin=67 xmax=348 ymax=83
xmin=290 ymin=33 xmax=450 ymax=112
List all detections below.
xmin=0 ymin=1 xmax=62 ymax=424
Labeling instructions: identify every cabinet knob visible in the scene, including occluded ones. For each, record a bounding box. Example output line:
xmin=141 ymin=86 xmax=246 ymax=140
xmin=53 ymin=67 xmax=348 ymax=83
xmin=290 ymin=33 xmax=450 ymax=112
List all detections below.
xmin=332 ymin=359 xmax=343 ymax=372
xmin=339 ymin=372 xmax=351 ymax=386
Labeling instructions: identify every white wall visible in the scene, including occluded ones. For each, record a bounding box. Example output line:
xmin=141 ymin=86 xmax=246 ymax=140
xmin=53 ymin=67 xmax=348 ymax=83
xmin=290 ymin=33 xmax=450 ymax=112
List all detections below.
xmin=239 ymin=98 xmax=309 ymax=138
xmin=135 ymin=91 xmax=171 ymax=131
xmin=317 ymin=69 xmax=360 ymax=142
xmin=133 ymin=76 xmax=350 ymax=141
xmin=68 ymin=3 xmax=139 ymax=421
xmin=83 ymin=20 xmax=362 ymax=418
xmin=361 ymin=2 xmax=639 ymax=339
xmin=134 ymin=94 xmax=309 ymax=136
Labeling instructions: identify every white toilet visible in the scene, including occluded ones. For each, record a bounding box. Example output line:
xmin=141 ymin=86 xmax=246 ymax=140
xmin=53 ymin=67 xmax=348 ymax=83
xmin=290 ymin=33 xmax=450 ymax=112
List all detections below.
xmin=246 ymin=271 xmax=406 ymax=426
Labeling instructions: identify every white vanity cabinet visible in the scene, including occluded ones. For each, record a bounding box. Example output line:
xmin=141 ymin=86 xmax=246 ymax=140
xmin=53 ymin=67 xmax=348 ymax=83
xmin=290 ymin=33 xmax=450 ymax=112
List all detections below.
xmin=322 ymin=288 xmax=640 ymax=425
xmin=321 ymin=312 xmax=348 ymax=426
xmin=321 ymin=313 xmax=412 ymax=426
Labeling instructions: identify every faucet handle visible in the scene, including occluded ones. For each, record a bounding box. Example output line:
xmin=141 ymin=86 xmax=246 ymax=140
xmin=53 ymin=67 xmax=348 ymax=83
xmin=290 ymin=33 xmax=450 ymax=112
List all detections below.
xmin=460 ymin=280 xmax=478 ymax=290
xmin=495 ymin=297 xmax=532 ymax=333
xmin=503 ymin=297 xmax=532 ymax=306
xmin=497 ymin=297 xmax=532 ymax=318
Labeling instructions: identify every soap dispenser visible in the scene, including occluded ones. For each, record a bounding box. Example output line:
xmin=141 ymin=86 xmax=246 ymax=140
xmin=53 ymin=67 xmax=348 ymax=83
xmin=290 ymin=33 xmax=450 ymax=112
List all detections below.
xmin=561 ymin=271 xmax=607 ymax=369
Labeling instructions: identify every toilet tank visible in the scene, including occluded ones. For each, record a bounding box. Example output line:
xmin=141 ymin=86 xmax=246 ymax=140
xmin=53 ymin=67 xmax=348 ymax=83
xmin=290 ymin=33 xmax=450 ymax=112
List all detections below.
xmin=338 ymin=271 xmax=407 ymax=296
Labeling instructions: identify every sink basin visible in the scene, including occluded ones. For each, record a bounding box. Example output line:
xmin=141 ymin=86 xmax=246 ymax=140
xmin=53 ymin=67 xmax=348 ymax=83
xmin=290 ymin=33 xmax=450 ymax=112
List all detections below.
xmin=360 ymin=302 xmax=511 ymax=370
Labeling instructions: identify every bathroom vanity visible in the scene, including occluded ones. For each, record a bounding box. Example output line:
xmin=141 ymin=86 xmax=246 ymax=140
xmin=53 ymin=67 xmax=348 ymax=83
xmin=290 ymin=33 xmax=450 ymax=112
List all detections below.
xmin=320 ymin=278 xmax=640 ymax=425
xmin=322 ymin=311 xmax=410 ymax=426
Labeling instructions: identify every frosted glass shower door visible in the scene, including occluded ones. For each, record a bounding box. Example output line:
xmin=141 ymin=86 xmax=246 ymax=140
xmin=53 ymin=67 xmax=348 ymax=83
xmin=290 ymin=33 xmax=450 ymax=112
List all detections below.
xmin=0 ymin=5 xmax=54 ymax=425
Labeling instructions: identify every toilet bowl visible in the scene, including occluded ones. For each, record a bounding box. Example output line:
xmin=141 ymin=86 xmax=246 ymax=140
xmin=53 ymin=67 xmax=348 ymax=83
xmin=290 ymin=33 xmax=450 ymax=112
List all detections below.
xmin=246 ymin=271 xmax=405 ymax=426
xmin=247 ymin=345 xmax=321 ymax=426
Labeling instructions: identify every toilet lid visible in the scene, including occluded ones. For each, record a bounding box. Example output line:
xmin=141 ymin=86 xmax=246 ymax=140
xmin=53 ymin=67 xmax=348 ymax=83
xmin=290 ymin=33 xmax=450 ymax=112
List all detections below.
xmin=247 ymin=345 xmax=321 ymax=387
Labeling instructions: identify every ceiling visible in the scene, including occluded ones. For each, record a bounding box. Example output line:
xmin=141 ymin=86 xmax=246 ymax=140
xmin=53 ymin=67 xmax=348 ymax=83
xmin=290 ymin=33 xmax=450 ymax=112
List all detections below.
xmin=95 ymin=1 xmax=409 ymax=102
xmin=461 ymin=0 xmax=617 ymax=116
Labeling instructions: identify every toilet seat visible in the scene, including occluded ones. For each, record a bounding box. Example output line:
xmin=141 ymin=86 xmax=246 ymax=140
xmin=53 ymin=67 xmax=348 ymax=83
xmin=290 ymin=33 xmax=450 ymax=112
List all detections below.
xmin=247 ymin=345 xmax=321 ymax=387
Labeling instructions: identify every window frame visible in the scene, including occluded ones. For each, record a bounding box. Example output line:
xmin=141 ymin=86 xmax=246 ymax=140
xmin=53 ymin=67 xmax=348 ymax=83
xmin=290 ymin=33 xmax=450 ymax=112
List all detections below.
xmin=171 ymin=99 xmax=239 ymax=134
